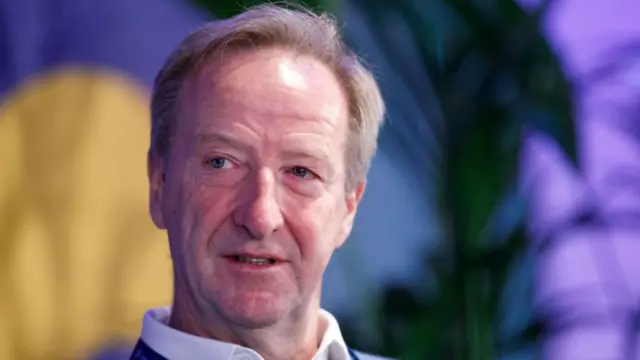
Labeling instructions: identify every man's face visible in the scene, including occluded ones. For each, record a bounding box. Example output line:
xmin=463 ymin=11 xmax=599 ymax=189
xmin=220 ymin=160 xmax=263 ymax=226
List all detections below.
xmin=148 ymin=48 xmax=365 ymax=328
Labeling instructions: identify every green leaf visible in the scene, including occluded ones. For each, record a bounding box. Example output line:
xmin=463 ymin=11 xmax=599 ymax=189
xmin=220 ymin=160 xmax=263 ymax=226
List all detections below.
xmin=400 ymin=276 xmax=459 ymax=359
xmin=447 ymin=112 xmax=521 ymax=251
xmin=479 ymin=187 xmax=528 ymax=247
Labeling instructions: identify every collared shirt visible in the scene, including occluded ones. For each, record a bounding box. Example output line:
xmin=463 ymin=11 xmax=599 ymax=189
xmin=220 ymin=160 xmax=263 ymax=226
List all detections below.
xmin=140 ymin=307 xmax=352 ymax=360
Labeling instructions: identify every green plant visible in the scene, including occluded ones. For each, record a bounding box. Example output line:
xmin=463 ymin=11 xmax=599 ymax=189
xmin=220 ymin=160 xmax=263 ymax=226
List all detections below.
xmin=346 ymin=0 xmax=578 ymax=359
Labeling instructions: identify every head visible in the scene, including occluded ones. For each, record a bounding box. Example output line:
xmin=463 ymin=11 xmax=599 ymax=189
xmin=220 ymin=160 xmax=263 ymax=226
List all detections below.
xmin=148 ymin=4 xmax=385 ymax=331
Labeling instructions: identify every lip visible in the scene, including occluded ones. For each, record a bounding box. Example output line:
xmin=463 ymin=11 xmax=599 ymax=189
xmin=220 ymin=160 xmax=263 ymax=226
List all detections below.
xmin=222 ymin=254 xmax=287 ymax=271
xmin=223 ymin=252 xmax=286 ymax=262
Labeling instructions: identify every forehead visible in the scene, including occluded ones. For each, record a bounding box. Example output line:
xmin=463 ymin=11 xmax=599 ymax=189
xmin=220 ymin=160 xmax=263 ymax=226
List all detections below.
xmin=178 ymin=48 xmax=349 ymax=133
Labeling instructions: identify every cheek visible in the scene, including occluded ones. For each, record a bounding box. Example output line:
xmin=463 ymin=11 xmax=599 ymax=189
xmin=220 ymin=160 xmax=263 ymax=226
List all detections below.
xmin=282 ymin=196 xmax=344 ymax=264
xmin=188 ymin=186 xmax=234 ymax=241
xmin=169 ymin=184 xmax=233 ymax=261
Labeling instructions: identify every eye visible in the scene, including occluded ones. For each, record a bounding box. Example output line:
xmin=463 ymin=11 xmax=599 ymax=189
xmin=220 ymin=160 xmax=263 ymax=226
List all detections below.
xmin=288 ymin=166 xmax=316 ymax=180
xmin=205 ymin=157 xmax=235 ymax=169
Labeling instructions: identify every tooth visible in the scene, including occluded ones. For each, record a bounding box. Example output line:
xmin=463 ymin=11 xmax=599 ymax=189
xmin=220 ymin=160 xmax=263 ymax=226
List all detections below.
xmin=237 ymin=256 xmax=274 ymax=265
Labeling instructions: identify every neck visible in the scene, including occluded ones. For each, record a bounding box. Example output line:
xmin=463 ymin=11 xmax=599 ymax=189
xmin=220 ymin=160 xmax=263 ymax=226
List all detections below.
xmin=168 ymin=291 xmax=324 ymax=360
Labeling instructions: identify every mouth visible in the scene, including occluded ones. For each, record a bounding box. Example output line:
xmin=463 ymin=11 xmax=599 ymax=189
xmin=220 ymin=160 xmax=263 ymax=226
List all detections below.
xmin=224 ymin=254 xmax=283 ymax=266
xmin=234 ymin=255 xmax=276 ymax=265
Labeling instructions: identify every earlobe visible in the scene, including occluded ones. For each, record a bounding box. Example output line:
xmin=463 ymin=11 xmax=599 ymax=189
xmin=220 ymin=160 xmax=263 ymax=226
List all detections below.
xmin=336 ymin=180 xmax=366 ymax=248
xmin=148 ymin=150 xmax=167 ymax=229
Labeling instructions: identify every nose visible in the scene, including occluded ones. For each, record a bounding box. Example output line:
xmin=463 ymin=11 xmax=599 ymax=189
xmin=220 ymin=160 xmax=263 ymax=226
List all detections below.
xmin=233 ymin=168 xmax=284 ymax=239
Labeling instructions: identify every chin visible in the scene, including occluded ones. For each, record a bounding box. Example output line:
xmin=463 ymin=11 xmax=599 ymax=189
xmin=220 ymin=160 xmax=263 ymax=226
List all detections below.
xmin=214 ymin=290 xmax=292 ymax=329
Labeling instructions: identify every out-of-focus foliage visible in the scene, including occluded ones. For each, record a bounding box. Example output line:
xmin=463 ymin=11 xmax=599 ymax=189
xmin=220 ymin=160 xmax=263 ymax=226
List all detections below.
xmin=347 ymin=0 xmax=578 ymax=359
xmin=585 ymin=41 xmax=640 ymax=146
xmin=583 ymin=40 xmax=640 ymax=224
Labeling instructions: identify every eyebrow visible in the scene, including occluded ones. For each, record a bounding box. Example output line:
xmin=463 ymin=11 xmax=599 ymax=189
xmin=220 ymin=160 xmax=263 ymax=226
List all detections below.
xmin=195 ymin=132 xmax=251 ymax=151
xmin=281 ymin=148 xmax=331 ymax=163
xmin=198 ymin=132 xmax=330 ymax=158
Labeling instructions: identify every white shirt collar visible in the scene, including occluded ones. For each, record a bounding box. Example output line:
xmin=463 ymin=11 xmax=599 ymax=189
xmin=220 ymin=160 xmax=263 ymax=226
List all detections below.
xmin=140 ymin=306 xmax=351 ymax=360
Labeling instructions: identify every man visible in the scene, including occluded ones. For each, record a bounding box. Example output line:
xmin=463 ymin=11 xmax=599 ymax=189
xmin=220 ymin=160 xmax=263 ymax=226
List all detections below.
xmin=130 ymin=3 xmax=388 ymax=360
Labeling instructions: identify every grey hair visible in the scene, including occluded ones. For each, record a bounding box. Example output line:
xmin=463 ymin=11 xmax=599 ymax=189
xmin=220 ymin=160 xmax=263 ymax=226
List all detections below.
xmin=150 ymin=3 xmax=385 ymax=189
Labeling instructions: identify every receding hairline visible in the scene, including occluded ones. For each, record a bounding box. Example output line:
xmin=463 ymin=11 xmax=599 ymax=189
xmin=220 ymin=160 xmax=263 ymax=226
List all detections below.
xmin=150 ymin=4 xmax=386 ymax=189
xmin=176 ymin=45 xmax=351 ymax=128
xmin=181 ymin=45 xmax=346 ymax=91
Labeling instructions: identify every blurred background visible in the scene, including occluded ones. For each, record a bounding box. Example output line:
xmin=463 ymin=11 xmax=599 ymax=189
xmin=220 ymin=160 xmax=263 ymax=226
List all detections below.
xmin=1 ymin=0 xmax=639 ymax=359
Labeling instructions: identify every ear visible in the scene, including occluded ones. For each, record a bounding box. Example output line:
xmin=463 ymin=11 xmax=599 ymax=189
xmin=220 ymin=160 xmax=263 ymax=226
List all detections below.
xmin=148 ymin=150 xmax=167 ymax=229
xmin=335 ymin=180 xmax=366 ymax=248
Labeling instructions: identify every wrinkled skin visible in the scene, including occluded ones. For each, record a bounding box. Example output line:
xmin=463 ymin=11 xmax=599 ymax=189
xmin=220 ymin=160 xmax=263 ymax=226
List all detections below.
xmin=147 ymin=48 xmax=365 ymax=359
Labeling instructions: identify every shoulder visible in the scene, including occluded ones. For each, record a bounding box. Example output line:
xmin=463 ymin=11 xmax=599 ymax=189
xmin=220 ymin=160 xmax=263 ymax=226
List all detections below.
xmin=352 ymin=350 xmax=396 ymax=360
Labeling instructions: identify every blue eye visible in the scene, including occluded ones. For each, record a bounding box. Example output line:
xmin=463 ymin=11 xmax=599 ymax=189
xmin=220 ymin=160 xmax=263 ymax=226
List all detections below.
xmin=289 ymin=166 xmax=314 ymax=179
xmin=206 ymin=157 xmax=233 ymax=169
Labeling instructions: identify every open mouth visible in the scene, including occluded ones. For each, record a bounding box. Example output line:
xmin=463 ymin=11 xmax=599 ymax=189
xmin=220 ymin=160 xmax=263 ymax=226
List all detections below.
xmin=231 ymin=255 xmax=277 ymax=265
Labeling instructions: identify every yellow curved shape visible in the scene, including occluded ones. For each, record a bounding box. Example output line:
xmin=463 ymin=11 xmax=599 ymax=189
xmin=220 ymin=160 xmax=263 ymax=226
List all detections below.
xmin=0 ymin=69 xmax=173 ymax=360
